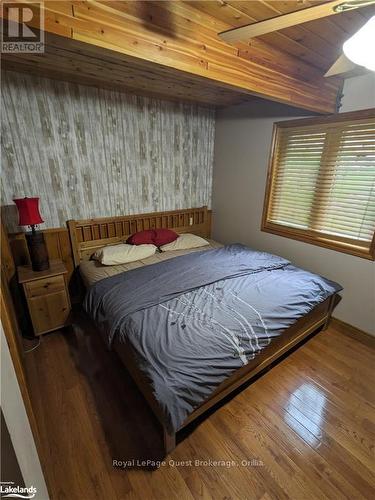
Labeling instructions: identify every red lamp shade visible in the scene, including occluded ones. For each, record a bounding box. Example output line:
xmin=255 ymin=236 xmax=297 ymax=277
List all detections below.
xmin=13 ymin=197 xmax=44 ymax=227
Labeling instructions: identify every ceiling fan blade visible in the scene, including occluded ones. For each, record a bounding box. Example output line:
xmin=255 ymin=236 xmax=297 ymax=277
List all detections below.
xmin=325 ymin=54 xmax=356 ymax=76
xmin=219 ymin=0 xmax=375 ymax=44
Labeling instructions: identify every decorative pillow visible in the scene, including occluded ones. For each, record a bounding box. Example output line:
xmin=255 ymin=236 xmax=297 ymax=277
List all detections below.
xmin=127 ymin=228 xmax=178 ymax=247
xmin=160 ymin=233 xmax=209 ymax=252
xmin=126 ymin=229 xmax=156 ymax=245
xmin=93 ymin=243 xmax=157 ymax=266
xmin=153 ymin=228 xmax=178 ymax=247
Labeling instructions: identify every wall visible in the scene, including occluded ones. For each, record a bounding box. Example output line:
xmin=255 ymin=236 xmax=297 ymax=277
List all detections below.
xmin=1 ymin=322 xmax=49 ymax=499
xmin=1 ymin=410 xmax=25 ymax=488
xmin=340 ymin=73 xmax=375 ymax=112
xmin=1 ymin=71 xmax=215 ymax=232
xmin=212 ymin=74 xmax=375 ymax=335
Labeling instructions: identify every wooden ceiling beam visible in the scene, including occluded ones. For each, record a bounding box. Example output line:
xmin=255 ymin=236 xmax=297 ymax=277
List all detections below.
xmin=1 ymin=35 xmax=251 ymax=107
xmin=0 ymin=0 xmax=342 ymax=112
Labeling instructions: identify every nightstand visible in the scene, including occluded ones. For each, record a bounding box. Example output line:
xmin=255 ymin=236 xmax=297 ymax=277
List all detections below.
xmin=18 ymin=260 xmax=71 ymax=336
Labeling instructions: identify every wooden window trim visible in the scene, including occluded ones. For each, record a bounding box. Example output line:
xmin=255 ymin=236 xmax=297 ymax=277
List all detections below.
xmin=261 ymin=108 xmax=375 ymax=261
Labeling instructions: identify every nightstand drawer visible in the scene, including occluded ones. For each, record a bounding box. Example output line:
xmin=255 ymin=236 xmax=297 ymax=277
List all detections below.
xmin=28 ymin=290 xmax=70 ymax=335
xmin=25 ymin=275 xmax=65 ymax=298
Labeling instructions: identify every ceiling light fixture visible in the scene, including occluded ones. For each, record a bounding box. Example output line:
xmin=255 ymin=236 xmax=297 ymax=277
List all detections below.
xmin=343 ymin=15 xmax=375 ymax=71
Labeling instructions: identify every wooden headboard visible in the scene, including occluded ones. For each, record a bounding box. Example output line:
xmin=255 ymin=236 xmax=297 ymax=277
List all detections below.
xmin=67 ymin=206 xmax=212 ymax=267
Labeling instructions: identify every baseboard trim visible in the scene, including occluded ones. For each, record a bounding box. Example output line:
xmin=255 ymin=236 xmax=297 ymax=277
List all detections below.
xmin=330 ymin=317 xmax=374 ymax=344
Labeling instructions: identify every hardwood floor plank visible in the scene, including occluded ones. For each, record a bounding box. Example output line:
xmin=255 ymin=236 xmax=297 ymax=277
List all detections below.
xmin=301 ymin=347 xmax=375 ymax=404
xmin=278 ymin=364 xmax=375 ymax=426
xmin=23 ymin=318 xmax=375 ymax=499
xmin=274 ymin=369 xmax=375 ymax=453
xmin=324 ymin=328 xmax=375 ymax=361
xmin=284 ymin=357 xmax=375 ymax=416
xmin=237 ymin=386 xmax=374 ymax=499
xmin=177 ymin=422 xmax=268 ymax=500
xmin=216 ymin=406 xmax=334 ymax=500
xmin=306 ymin=341 xmax=374 ymax=384
xmin=330 ymin=320 xmax=375 ymax=349
xmin=170 ymin=440 xmax=228 ymax=500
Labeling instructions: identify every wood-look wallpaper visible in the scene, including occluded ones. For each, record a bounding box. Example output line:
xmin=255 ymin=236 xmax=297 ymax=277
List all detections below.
xmin=1 ymin=71 xmax=215 ymax=232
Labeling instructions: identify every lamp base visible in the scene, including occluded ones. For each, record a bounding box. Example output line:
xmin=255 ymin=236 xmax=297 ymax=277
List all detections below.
xmin=26 ymin=231 xmax=50 ymax=272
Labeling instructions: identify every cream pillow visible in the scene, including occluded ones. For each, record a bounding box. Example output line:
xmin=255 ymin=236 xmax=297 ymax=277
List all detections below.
xmin=160 ymin=233 xmax=209 ymax=252
xmin=93 ymin=243 xmax=157 ymax=266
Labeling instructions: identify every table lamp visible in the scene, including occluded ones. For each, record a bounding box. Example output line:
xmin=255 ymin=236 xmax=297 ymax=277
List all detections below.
xmin=13 ymin=197 xmax=50 ymax=271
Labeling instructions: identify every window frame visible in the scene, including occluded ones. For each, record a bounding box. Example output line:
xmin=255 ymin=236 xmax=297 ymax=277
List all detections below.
xmin=261 ymin=108 xmax=375 ymax=261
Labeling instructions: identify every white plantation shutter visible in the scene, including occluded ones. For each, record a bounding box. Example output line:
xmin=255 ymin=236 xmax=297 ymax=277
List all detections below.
xmin=263 ymin=112 xmax=375 ymax=259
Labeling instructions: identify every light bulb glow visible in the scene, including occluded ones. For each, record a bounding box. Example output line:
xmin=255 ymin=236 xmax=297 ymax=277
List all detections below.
xmin=343 ymin=16 xmax=375 ymax=72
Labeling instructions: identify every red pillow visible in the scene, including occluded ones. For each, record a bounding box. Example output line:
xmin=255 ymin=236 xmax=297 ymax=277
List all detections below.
xmin=126 ymin=228 xmax=178 ymax=246
xmin=127 ymin=229 xmax=156 ymax=245
xmin=153 ymin=228 xmax=178 ymax=247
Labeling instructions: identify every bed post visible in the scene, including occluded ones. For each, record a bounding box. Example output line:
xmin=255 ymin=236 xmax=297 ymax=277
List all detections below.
xmin=67 ymin=220 xmax=80 ymax=268
xmin=323 ymin=294 xmax=336 ymax=330
xmin=163 ymin=428 xmax=176 ymax=455
xmin=207 ymin=209 xmax=212 ymax=238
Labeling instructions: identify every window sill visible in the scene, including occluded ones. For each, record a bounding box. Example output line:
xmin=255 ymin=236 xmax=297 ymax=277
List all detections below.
xmin=261 ymin=221 xmax=375 ymax=261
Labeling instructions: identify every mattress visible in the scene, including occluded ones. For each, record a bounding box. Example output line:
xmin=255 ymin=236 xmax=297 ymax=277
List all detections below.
xmin=79 ymin=238 xmax=222 ymax=287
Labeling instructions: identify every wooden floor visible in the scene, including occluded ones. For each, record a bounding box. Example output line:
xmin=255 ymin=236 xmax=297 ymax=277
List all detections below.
xmin=24 ymin=317 xmax=375 ymax=500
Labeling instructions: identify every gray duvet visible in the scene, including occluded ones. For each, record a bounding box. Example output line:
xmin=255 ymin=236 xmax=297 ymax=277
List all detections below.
xmin=83 ymin=244 xmax=342 ymax=432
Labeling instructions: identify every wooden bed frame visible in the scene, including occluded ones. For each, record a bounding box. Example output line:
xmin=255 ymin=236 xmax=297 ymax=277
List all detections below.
xmin=67 ymin=206 xmax=338 ymax=454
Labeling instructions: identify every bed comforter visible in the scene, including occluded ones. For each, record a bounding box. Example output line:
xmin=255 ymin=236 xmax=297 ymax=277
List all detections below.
xmin=83 ymin=244 xmax=342 ymax=432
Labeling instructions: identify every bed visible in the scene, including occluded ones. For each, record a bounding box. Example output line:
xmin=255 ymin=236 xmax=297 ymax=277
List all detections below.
xmin=68 ymin=206 xmax=341 ymax=454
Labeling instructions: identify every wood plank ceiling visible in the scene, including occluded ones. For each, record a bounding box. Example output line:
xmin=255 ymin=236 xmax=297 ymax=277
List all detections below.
xmin=1 ymin=1 xmax=374 ymax=112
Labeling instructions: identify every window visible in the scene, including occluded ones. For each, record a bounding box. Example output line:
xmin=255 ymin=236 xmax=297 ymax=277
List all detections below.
xmin=262 ymin=109 xmax=375 ymax=260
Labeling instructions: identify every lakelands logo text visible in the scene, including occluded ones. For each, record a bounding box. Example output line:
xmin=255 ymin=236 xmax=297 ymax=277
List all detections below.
xmin=0 ymin=482 xmax=37 ymax=499
xmin=1 ymin=2 xmax=44 ymax=53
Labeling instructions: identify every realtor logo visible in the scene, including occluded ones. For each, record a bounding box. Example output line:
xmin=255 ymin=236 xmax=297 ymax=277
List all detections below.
xmin=0 ymin=481 xmax=37 ymax=499
xmin=1 ymin=2 xmax=44 ymax=53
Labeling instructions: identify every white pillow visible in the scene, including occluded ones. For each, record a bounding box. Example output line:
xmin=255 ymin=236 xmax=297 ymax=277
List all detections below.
xmin=93 ymin=243 xmax=157 ymax=266
xmin=160 ymin=233 xmax=209 ymax=252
